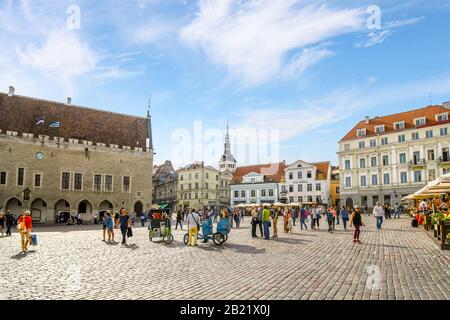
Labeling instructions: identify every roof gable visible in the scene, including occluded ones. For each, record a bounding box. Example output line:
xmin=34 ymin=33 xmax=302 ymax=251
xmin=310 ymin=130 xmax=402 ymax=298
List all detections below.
xmin=286 ymin=160 xmax=314 ymax=170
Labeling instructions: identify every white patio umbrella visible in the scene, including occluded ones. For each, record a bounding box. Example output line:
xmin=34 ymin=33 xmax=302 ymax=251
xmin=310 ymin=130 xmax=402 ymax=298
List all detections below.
xmin=273 ymin=202 xmax=284 ymax=207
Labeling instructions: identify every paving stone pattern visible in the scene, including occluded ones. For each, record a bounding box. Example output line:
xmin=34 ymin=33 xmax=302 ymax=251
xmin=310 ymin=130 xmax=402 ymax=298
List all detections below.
xmin=0 ymin=216 xmax=449 ymax=300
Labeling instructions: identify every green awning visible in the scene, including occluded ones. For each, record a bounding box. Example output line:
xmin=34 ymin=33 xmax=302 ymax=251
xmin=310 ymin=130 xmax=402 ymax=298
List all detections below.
xmin=159 ymin=203 xmax=169 ymax=210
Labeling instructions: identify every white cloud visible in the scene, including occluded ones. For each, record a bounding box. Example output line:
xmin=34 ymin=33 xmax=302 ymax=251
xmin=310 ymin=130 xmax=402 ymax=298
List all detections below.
xmin=180 ymin=0 xmax=365 ymax=86
xmin=130 ymin=20 xmax=175 ymax=44
xmin=234 ymin=89 xmax=363 ymax=142
xmin=282 ymin=48 xmax=334 ymax=78
xmin=385 ymin=16 xmax=425 ymax=29
xmin=16 ymin=30 xmax=97 ymax=79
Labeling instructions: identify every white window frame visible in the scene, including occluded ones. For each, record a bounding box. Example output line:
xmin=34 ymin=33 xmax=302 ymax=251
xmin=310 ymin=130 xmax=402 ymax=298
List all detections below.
xmin=360 ymin=175 xmax=367 ymax=187
xmin=357 ymin=128 xmax=367 ymax=137
xmin=375 ymin=125 xmax=385 ymax=134
xmin=93 ymin=173 xmax=103 ymax=192
xmin=394 ymin=121 xmax=405 ymax=130
xmin=414 ymin=117 xmax=426 ymax=127
xmin=104 ymin=174 xmax=114 ymax=192
xmin=73 ymin=172 xmax=84 ymax=191
xmin=400 ymin=172 xmax=408 ymax=184
xmin=122 ymin=176 xmax=131 ymax=193
xmin=60 ymin=171 xmax=71 ymax=191
xmin=436 ymin=113 xmax=448 ymax=122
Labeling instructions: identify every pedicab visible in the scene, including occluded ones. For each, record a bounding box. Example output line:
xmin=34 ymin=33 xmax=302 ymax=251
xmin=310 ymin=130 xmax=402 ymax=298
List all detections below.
xmin=148 ymin=208 xmax=174 ymax=244
xmin=183 ymin=214 xmax=232 ymax=246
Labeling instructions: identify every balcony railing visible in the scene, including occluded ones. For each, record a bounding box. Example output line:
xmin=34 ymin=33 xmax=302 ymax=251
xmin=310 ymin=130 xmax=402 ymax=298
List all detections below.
xmin=438 ymin=156 xmax=450 ymax=164
xmin=410 ymin=159 xmax=426 ymax=166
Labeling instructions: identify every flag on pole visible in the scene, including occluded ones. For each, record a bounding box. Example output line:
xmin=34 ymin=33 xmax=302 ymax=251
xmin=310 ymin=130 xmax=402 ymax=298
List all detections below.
xmin=36 ymin=117 xmax=45 ymax=126
xmin=49 ymin=121 xmax=60 ymax=128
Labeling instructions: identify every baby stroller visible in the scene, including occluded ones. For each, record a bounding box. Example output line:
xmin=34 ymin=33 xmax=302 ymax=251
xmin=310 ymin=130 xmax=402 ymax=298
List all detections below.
xmin=148 ymin=209 xmax=173 ymax=244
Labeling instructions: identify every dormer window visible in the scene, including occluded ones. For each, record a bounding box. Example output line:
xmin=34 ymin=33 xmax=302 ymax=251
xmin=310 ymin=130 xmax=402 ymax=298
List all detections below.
xmin=394 ymin=121 xmax=405 ymax=130
xmin=357 ymin=128 xmax=366 ymax=137
xmin=436 ymin=113 xmax=448 ymax=122
xmin=375 ymin=125 xmax=385 ymax=134
xmin=415 ymin=117 xmax=426 ymax=127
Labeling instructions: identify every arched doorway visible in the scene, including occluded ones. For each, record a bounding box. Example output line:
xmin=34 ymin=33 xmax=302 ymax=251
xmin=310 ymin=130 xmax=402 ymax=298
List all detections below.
xmin=98 ymin=200 xmax=113 ymax=220
xmin=134 ymin=201 xmax=143 ymax=215
xmin=55 ymin=199 xmax=71 ymax=223
xmin=345 ymin=198 xmax=354 ymax=209
xmin=78 ymin=200 xmax=92 ymax=215
xmin=5 ymin=198 xmax=22 ymax=216
xmin=30 ymin=198 xmax=47 ymax=222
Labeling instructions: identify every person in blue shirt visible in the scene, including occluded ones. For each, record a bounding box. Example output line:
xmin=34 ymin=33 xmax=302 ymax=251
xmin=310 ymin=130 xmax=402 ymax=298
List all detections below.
xmin=104 ymin=212 xmax=115 ymax=242
xmin=340 ymin=206 xmax=349 ymax=231
xmin=119 ymin=208 xmax=131 ymax=245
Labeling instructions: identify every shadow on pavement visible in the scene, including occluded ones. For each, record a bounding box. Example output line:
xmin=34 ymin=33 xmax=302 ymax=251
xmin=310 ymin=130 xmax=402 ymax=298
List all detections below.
xmin=271 ymin=237 xmax=312 ymax=245
xmin=122 ymin=243 xmax=139 ymax=250
xmin=195 ymin=242 xmax=266 ymax=255
xmin=10 ymin=250 xmax=36 ymax=260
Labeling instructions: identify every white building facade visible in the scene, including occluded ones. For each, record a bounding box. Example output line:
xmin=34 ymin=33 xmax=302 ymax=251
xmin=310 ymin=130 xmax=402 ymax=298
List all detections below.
xmin=230 ymin=162 xmax=286 ymax=206
xmin=338 ymin=103 xmax=450 ymax=209
xmin=284 ymin=160 xmax=331 ymax=205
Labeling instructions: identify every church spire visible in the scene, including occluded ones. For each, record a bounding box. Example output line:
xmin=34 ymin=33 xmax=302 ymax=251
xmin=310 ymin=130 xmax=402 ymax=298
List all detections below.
xmin=146 ymin=95 xmax=153 ymax=151
xmin=219 ymin=122 xmax=236 ymax=173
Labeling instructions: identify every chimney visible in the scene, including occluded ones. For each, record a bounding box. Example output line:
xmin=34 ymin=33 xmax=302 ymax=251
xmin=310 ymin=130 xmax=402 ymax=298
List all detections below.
xmin=67 ymin=97 xmax=72 ymax=105
xmin=8 ymin=86 xmax=15 ymax=97
xmin=365 ymin=116 xmax=370 ymax=124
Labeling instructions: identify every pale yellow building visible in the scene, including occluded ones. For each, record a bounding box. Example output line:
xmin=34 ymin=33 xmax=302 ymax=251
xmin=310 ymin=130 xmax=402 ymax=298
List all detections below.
xmin=177 ymin=162 xmax=220 ymax=210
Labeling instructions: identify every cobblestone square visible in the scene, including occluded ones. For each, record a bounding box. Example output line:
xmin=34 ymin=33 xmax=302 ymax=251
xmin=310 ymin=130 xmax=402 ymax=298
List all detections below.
xmin=1 ymin=216 xmax=449 ymax=300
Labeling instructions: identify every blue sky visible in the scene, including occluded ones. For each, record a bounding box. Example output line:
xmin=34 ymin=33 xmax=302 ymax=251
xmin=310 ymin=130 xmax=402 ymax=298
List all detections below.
xmin=1 ymin=0 xmax=450 ymax=169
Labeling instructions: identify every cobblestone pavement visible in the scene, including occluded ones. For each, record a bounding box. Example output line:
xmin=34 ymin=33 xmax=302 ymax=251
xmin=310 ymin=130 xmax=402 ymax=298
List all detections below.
xmin=0 ymin=216 xmax=449 ymax=300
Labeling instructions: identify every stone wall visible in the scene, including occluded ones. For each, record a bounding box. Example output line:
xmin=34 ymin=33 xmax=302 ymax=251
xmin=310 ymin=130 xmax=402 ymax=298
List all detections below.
xmin=0 ymin=132 xmax=152 ymax=223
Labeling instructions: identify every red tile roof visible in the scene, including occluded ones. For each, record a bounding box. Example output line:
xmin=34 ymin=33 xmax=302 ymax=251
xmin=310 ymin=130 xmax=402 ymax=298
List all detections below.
xmin=310 ymin=161 xmax=330 ymax=180
xmin=0 ymin=93 xmax=150 ymax=150
xmin=231 ymin=162 xmax=286 ymax=184
xmin=340 ymin=105 xmax=450 ymax=142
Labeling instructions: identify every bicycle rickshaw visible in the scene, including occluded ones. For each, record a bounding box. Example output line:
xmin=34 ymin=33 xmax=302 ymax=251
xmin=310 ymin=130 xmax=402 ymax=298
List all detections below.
xmin=148 ymin=208 xmax=174 ymax=244
xmin=183 ymin=215 xmax=231 ymax=246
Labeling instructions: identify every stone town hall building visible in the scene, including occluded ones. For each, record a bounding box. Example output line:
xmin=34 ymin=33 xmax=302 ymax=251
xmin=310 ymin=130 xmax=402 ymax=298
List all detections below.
xmin=0 ymin=87 xmax=153 ymax=223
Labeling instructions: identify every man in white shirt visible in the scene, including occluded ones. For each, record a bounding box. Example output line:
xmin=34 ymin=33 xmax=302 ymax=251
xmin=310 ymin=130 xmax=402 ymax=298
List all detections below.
xmin=373 ymin=202 xmax=384 ymax=230
xmin=187 ymin=209 xmax=201 ymax=246
xmin=419 ymin=200 xmax=427 ymax=213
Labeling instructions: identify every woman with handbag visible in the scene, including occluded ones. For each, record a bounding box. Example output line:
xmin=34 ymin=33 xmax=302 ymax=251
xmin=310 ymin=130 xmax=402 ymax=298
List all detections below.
xmin=18 ymin=211 xmax=33 ymax=253
xmin=118 ymin=208 xmax=131 ymax=245
xmin=350 ymin=205 xmax=365 ymax=244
